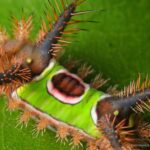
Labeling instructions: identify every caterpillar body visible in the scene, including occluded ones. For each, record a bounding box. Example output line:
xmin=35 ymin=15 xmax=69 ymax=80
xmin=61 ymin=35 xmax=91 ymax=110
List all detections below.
xmin=0 ymin=0 xmax=150 ymax=150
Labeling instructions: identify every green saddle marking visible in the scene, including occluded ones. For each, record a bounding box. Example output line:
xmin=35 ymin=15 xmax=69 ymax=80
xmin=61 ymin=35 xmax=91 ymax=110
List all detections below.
xmin=16 ymin=61 xmax=104 ymax=138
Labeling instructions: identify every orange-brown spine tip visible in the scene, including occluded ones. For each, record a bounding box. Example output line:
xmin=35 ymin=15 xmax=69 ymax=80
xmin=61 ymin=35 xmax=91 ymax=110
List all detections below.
xmin=98 ymin=114 xmax=135 ymax=150
xmin=137 ymin=122 xmax=150 ymax=138
xmin=77 ymin=64 xmax=94 ymax=79
xmin=12 ymin=16 xmax=32 ymax=41
xmin=0 ymin=64 xmax=31 ymax=95
xmin=90 ymin=74 xmax=110 ymax=89
xmin=56 ymin=126 xmax=69 ymax=142
xmin=0 ymin=28 xmax=8 ymax=45
xmin=7 ymin=99 xmax=20 ymax=111
xmin=98 ymin=115 xmax=121 ymax=150
xmin=70 ymin=132 xmax=83 ymax=148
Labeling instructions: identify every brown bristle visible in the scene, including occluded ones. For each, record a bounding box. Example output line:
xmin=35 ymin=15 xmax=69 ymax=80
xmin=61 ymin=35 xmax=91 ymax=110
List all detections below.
xmin=96 ymin=138 xmax=113 ymax=150
xmin=60 ymin=0 xmax=66 ymax=10
xmin=77 ymin=64 xmax=94 ymax=79
xmin=36 ymin=118 xmax=50 ymax=131
xmin=48 ymin=0 xmax=59 ymax=22
xmin=0 ymin=47 xmax=22 ymax=71
xmin=67 ymin=19 xmax=94 ymax=25
xmin=16 ymin=110 xmax=34 ymax=128
xmin=121 ymin=143 xmax=134 ymax=150
xmin=90 ymin=74 xmax=109 ymax=89
xmin=56 ymin=126 xmax=69 ymax=142
xmin=137 ymin=122 xmax=150 ymax=138
xmin=0 ymin=49 xmax=31 ymax=95
xmin=98 ymin=115 xmax=121 ymax=149
xmin=70 ymin=132 xmax=83 ymax=148
xmin=0 ymin=65 xmax=31 ymax=96
xmin=118 ymin=75 xmax=150 ymax=97
xmin=87 ymin=141 xmax=97 ymax=150
xmin=32 ymin=118 xmax=50 ymax=137
xmin=63 ymin=56 xmax=80 ymax=71
xmin=106 ymin=84 xmax=119 ymax=95
xmin=54 ymin=0 xmax=61 ymax=14
xmin=0 ymin=27 xmax=8 ymax=45
xmin=115 ymin=121 xmax=135 ymax=143
xmin=98 ymin=114 xmax=135 ymax=149
xmin=12 ymin=16 xmax=32 ymax=40
xmin=36 ymin=20 xmax=48 ymax=44
xmin=71 ymin=10 xmax=98 ymax=16
xmin=50 ymin=48 xmax=64 ymax=60
xmin=19 ymin=111 xmax=33 ymax=125
xmin=132 ymin=99 xmax=150 ymax=113
xmin=58 ymin=38 xmax=72 ymax=43
xmin=7 ymin=99 xmax=20 ymax=111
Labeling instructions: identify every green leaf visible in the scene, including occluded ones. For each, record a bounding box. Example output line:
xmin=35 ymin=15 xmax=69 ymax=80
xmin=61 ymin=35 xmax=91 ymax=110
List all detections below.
xmin=0 ymin=0 xmax=150 ymax=149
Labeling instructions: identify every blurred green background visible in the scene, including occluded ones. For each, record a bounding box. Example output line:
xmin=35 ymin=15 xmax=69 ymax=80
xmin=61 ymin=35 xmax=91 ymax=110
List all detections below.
xmin=0 ymin=0 xmax=150 ymax=149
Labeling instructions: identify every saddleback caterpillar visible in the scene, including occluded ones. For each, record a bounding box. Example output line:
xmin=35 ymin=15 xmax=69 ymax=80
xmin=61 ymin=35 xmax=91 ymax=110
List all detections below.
xmin=0 ymin=0 xmax=150 ymax=149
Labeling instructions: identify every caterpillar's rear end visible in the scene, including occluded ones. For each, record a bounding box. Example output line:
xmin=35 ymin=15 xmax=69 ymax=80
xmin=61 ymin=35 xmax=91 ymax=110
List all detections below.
xmin=0 ymin=0 xmax=150 ymax=150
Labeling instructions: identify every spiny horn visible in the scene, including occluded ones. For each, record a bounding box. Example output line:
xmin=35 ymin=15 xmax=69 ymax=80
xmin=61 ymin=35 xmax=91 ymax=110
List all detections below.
xmin=97 ymin=75 xmax=150 ymax=121
xmin=96 ymin=88 xmax=150 ymax=121
xmin=32 ymin=0 xmax=80 ymax=74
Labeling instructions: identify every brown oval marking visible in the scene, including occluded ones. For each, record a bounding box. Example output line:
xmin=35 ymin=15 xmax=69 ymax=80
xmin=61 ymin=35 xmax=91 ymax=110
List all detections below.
xmin=52 ymin=72 xmax=85 ymax=97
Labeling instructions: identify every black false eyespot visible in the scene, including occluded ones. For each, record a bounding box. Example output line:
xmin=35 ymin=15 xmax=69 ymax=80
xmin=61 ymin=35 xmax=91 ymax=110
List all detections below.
xmin=47 ymin=70 xmax=89 ymax=104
